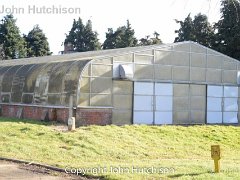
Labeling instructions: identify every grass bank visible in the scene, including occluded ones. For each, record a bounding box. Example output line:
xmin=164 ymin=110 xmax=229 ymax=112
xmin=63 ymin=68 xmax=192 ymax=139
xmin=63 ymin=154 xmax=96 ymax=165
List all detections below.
xmin=0 ymin=118 xmax=239 ymax=179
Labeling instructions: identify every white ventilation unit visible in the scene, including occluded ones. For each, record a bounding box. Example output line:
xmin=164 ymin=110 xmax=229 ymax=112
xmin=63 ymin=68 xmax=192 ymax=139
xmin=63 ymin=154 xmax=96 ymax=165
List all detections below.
xmin=237 ymin=71 xmax=240 ymax=85
xmin=119 ymin=64 xmax=133 ymax=80
xmin=113 ymin=63 xmax=133 ymax=80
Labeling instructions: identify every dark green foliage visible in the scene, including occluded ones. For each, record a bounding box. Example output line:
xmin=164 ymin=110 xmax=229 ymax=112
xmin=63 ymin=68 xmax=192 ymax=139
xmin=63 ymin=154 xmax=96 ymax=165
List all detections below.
xmin=0 ymin=15 xmax=27 ymax=59
xmin=214 ymin=0 xmax=240 ymax=60
xmin=64 ymin=17 xmax=101 ymax=52
xmin=139 ymin=31 xmax=162 ymax=46
xmin=103 ymin=20 xmax=138 ymax=49
xmin=24 ymin=25 xmax=51 ymax=57
xmin=0 ymin=44 xmax=4 ymax=60
xmin=174 ymin=13 xmax=214 ymax=48
xmin=174 ymin=14 xmax=195 ymax=43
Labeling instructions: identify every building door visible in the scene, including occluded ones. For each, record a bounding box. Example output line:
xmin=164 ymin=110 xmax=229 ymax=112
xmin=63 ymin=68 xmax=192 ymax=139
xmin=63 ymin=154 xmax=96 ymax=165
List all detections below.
xmin=133 ymin=82 xmax=173 ymax=124
xmin=133 ymin=82 xmax=154 ymax=124
xmin=223 ymin=86 xmax=238 ymax=123
xmin=155 ymin=83 xmax=173 ymax=124
xmin=207 ymin=85 xmax=238 ymax=124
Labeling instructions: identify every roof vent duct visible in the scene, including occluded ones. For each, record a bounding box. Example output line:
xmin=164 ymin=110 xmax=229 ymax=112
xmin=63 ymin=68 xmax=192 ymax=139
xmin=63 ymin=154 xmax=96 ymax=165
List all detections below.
xmin=119 ymin=64 xmax=133 ymax=80
xmin=237 ymin=71 xmax=240 ymax=85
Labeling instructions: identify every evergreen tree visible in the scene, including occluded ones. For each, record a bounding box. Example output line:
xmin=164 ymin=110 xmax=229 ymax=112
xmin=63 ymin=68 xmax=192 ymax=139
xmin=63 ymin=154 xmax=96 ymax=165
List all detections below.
xmin=0 ymin=44 xmax=4 ymax=60
xmin=192 ymin=14 xmax=214 ymax=47
xmin=214 ymin=0 xmax=240 ymax=60
xmin=0 ymin=14 xmax=26 ymax=59
xmin=24 ymin=25 xmax=51 ymax=57
xmin=174 ymin=14 xmax=194 ymax=42
xmin=139 ymin=31 xmax=162 ymax=46
xmin=103 ymin=20 xmax=138 ymax=49
xmin=174 ymin=13 xmax=214 ymax=47
xmin=64 ymin=17 xmax=100 ymax=52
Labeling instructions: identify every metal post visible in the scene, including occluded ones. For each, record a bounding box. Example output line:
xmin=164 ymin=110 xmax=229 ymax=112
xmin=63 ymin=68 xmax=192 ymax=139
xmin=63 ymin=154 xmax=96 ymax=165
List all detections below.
xmin=68 ymin=95 xmax=75 ymax=131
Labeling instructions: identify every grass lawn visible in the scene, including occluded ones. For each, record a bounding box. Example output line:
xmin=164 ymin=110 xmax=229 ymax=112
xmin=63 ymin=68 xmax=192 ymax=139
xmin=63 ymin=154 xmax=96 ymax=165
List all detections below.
xmin=0 ymin=117 xmax=240 ymax=179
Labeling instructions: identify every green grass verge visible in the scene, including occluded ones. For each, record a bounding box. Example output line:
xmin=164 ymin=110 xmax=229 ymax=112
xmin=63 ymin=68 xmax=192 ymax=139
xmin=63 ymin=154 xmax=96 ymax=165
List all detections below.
xmin=0 ymin=118 xmax=240 ymax=179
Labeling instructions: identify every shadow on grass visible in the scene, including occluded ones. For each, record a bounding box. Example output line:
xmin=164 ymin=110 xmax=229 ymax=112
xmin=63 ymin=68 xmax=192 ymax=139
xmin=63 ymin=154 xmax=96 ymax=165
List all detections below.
xmin=168 ymin=172 xmax=212 ymax=178
xmin=0 ymin=117 xmax=60 ymax=126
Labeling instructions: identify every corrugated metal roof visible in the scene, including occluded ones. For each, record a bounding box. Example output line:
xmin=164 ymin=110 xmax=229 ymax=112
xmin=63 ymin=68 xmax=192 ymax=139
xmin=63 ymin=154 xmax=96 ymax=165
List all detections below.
xmin=0 ymin=41 xmax=238 ymax=66
xmin=0 ymin=43 xmax=171 ymax=66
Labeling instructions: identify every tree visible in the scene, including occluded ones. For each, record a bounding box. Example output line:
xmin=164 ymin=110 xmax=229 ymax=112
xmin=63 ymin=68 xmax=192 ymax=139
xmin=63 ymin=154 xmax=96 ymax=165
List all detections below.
xmin=139 ymin=31 xmax=162 ymax=46
xmin=0 ymin=14 xmax=26 ymax=59
xmin=214 ymin=0 xmax=240 ymax=60
xmin=0 ymin=44 xmax=4 ymax=60
xmin=24 ymin=25 xmax=51 ymax=57
xmin=174 ymin=14 xmax=194 ymax=43
xmin=64 ymin=17 xmax=101 ymax=52
xmin=102 ymin=20 xmax=138 ymax=49
xmin=174 ymin=13 xmax=214 ymax=47
xmin=192 ymin=14 xmax=215 ymax=47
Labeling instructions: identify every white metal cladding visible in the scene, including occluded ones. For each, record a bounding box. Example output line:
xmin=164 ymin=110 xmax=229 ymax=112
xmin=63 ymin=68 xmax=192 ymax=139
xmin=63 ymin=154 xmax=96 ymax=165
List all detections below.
xmin=155 ymin=83 xmax=173 ymax=124
xmin=133 ymin=82 xmax=173 ymax=125
xmin=223 ymin=86 xmax=238 ymax=123
xmin=134 ymin=82 xmax=154 ymax=95
xmin=133 ymin=82 xmax=154 ymax=124
xmin=207 ymin=85 xmax=238 ymax=124
xmin=224 ymin=86 xmax=238 ymax=97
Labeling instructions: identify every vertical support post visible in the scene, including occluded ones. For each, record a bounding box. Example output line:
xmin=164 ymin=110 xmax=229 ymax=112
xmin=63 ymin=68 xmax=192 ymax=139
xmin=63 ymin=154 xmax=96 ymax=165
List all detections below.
xmin=211 ymin=145 xmax=221 ymax=173
xmin=214 ymin=159 xmax=220 ymax=173
xmin=68 ymin=95 xmax=75 ymax=131
xmin=69 ymin=95 xmax=73 ymax=118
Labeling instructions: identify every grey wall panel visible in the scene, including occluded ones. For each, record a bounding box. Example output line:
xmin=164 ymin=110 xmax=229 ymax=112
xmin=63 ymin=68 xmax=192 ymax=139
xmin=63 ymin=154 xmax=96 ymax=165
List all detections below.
xmin=112 ymin=110 xmax=132 ymax=125
xmin=91 ymin=78 xmax=112 ymax=93
xmin=90 ymin=94 xmax=112 ymax=106
xmin=191 ymin=97 xmax=205 ymax=110
xmin=173 ymin=84 xmax=206 ymax=124
xmin=172 ymin=67 xmax=190 ymax=81
xmin=190 ymin=68 xmax=206 ymax=82
xmin=113 ymin=54 xmax=133 ymax=62
xmin=173 ymin=97 xmax=189 ymax=111
xmin=92 ymin=64 xmax=112 ymax=77
xmin=154 ymin=65 xmax=172 ymax=80
xmin=155 ymin=50 xmax=172 ymax=65
xmin=223 ymin=70 xmax=237 ymax=84
xmin=113 ymin=81 xmax=133 ymax=95
xmin=191 ymin=54 xmax=206 ymax=68
xmin=78 ymin=93 xmax=90 ymax=106
xmin=135 ymin=54 xmax=153 ymax=64
xmin=173 ymin=43 xmax=190 ymax=51
xmin=206 ymin=69 xmax=222 ymax=83
xmin=171 ymin=52 xmax=190 ymax=66
xmin=207 ymin=55 xmax=222 ymax=69
xmin=191 ymin=111 xmax=205 ymax=124
xmin=134 ymin=65 xmax=154 ymax=79
xmin=80 ymin=78 xmax=90 ymax=93
xmin=173 ymin=84 xmax=189 ymax=96
xmin=113 ymin=95 xmax=132 ymax=110
xmin=191 ymin=43 xmax=206 ymax=53
xmin=223 ymin=59 xmax=237 ymax=70
xmin=173 ymin=111 xmax=189 ymax=124
xmin=190 ymin=84 xmax=206 ymax=96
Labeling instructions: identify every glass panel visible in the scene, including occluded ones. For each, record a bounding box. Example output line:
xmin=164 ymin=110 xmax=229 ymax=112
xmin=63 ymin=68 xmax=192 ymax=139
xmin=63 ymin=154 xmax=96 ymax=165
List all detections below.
xmin=224 ymin=86 xmax=238 ymax=97
xmin=134 ymin=82 xmax=153 ymax=95
xmin=208 ymin=86 xmax=223 ymax=97
xmin=133 ymin=112 xmax=153 ymax=124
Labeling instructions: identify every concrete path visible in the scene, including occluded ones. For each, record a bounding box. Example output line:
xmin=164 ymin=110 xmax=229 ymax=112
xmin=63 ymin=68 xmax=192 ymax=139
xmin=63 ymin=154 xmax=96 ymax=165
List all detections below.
xmin=0 ymin=160 xmax=86 ymax=180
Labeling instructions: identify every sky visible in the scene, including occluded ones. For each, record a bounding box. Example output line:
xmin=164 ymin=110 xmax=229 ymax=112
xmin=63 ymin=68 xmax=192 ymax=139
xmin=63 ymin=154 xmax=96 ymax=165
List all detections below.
xmin=0 ymin=0 xmax=222 ymax=55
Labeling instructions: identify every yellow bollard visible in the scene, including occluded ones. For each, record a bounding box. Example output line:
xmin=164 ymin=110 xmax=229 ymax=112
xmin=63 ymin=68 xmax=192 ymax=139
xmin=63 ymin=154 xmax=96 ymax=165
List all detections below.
xmin=211 ymin=145 xmax=221 ymax=173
